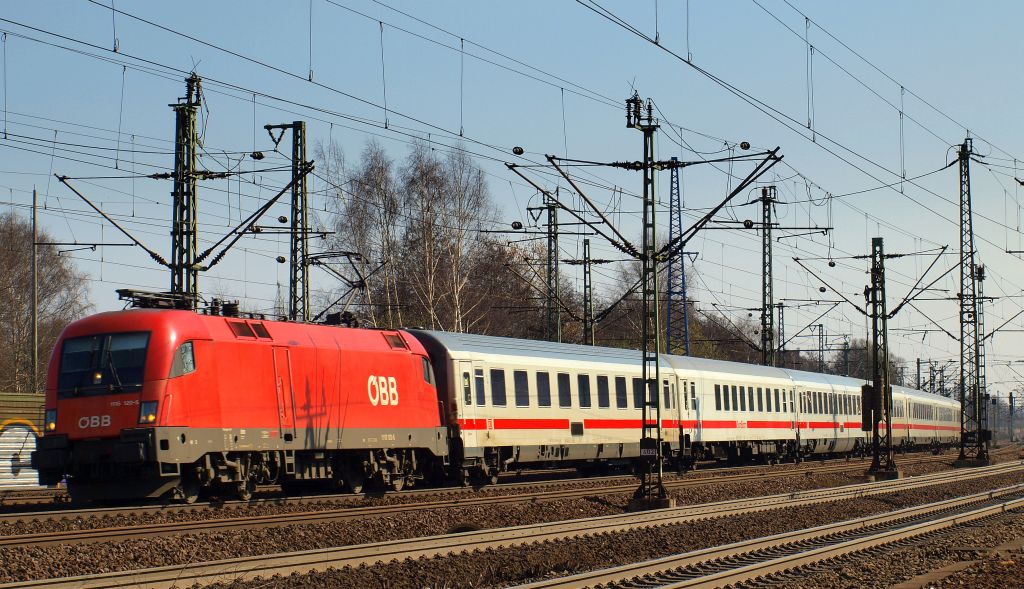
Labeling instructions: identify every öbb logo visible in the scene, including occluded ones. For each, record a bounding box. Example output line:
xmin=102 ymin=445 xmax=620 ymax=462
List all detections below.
xmin=78 ymin=415 xmax=112 ymax=429
xmin=367 ymin=375 xmax=399 ymax=406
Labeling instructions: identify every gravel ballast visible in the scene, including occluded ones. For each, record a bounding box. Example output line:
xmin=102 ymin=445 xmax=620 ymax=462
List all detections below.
xmin=4 ymin=464 xmax=1022 ymax=585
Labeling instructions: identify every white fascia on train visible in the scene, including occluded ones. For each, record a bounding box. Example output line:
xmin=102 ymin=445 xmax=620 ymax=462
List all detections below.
xmin=409 ymin=329 xmax=961 ymax=466
xmin=410 ymin=330 xmax=676 ymax=465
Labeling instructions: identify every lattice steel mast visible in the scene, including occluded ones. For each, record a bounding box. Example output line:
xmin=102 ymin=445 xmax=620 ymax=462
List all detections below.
xmin=666 ymin=158 xmax=691 ymax=355
xmin=867 ymin=237 xmax=898 ymax=477
xmin=759 ymin=186 xmax=777 ymax=366
xmin=582 ymin=238 xmax=595 ymax=345
xmin=170 ymin=74 xmax=201 ymax=307
xmin=627 ymin=93 xmax=667 ymax=504
xmin=546 ymin=189 xmax=561 ymax=342
xmin=956 ymin=137 xmax=990 ymax=466
xmin=265 ymin=121 xmax=311 ymax=322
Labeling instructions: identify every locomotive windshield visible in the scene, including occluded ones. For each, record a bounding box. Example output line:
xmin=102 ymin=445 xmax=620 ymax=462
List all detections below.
xmin=57 ymin=332 xmax=150 ymax=397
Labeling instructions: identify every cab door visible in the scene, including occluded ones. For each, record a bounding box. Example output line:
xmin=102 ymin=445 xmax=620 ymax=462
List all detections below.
xmin=272 ymin=347 xmax=296 ymax=442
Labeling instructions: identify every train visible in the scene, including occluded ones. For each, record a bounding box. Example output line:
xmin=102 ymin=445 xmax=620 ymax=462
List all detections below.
xmin=32 ymin=308 xmax=960 ymax=502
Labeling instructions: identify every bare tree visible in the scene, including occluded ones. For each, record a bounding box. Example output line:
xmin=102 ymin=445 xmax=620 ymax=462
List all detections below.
xmin=442 ymin=147 xmax=494 ymax=332
xmin=0 ymin=212 xmax=90 ymax=393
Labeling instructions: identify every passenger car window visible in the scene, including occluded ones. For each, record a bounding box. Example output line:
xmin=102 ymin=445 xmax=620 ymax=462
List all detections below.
xmin=578 ymin=374 xmax=592 ymax=408
xmin=558 ymin=373 xmax=572 ymax=408
xmin=615 ymin=377 xmax=628 ymax=409
xmin=597 ymin=376 xmax=610 ymax=408
xmin=474 ymin=369 xmax=485 ymax=406
xmin=632 ymin=378 xmax=645 ymax=409
xmin=490 ymin=369 xmax=507 ymax=406
xmin=536 ymin=372 xmax=552 ymax=407
xmin=514 ymin=370 xmax=529 ymax=407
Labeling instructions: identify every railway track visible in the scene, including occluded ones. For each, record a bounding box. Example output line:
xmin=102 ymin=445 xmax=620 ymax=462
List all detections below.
xmin=7 ymin=460 xmax=1023 ymax=588
xmin=0 ymin=490 xmax=66 ymax=506
xmin=0 ymin=451 xmax=961 ymax=526
xmin=520 ymin=483 xmax=1024 ymax=588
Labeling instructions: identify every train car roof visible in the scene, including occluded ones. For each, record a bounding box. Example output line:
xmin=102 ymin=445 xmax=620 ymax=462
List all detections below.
xmin=664 ymin=353 xmax=792 ymax=380
xmin=408 ymin=330 xmax=667 ymax=367
xmin=783 ymin=368 xmax=866 ymax=390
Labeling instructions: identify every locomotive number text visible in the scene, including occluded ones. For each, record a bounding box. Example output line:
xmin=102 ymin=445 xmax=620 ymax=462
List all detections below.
xmin=367 ymin=375 xmax=399 ymax=406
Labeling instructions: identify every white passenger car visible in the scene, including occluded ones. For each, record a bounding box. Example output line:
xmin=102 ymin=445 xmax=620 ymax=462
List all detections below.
xmin=409 ymin=331 xmax=961 ymax=480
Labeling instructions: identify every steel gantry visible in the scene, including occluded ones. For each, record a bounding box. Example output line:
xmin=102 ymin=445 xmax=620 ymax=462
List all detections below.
xmin=956 ymin=138 xmax=991 ymax=466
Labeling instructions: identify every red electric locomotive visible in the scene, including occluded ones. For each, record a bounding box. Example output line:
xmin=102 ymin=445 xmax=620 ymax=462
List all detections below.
xmin=32 ymin=309 xmax=448 ymax=502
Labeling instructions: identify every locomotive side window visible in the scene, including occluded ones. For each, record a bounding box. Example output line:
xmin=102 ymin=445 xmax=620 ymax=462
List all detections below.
xmin=537 ymin=372 xmax=552 ymax=407
xmin=578 ymin=375 xmax=592 ymax=408
xmin=558 ymin=373 xmax=572 ymax=408
xmin=169 ymin=341 xmax=196 ymax=378
xmin=462 ymin=372 xmax=472 ymax=405
xmin=490 ymin=369 xmax=507 ymax=407
xmin=474 ymin=369 xmax=485 ymax=406
xmin=714 ymin=384 xmax=722 ymax=411
xmin=615 ymin=377 xmax=628 ymax=409
xmin=514 ymin=370 xmax=529 ymax=407
xmin=422 ymin=357 xmax=434 ymax=385
xmin=597 ymin=376 xmax=610 ymax=408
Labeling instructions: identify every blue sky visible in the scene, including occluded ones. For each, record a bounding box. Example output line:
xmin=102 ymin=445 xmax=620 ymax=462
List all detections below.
xmin=2 ymin=1 xmax=1023 ymax=393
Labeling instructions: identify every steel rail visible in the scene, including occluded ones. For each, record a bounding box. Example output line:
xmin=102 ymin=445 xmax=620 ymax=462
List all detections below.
xmin=523 ymin=484 xmax=1024 ymax=588
xmin=5 ymin=462 xmax=1023 ymax=588
xmin=0 ymin=451 xmax=962 ymax=524
xmin=0 ymin=454 xmax=976 ymax=545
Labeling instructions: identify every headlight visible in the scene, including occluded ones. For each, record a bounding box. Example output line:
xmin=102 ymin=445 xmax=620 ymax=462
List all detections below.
xmin=45 ymin=409 xmax=57 ymax=431
xmin=139 ymin=401 xmax=158 ymax=424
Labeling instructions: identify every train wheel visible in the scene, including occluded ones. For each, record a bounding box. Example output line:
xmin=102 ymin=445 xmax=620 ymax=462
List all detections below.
xmin=390 ymin=476 xmax=405 ymax=492
xmin=236 ymin=478 xmax=255 ymax=501
xmin=346 ymin=466 xmax=365 ymax=494
xmin=173 ymin=480 xmax=200 ymax=504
